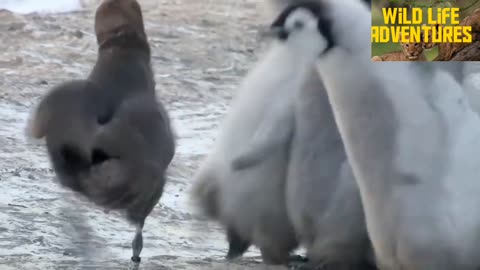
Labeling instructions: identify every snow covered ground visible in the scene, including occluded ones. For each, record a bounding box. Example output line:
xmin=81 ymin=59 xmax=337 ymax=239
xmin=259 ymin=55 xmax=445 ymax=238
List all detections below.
xmin=0 ymin=0 xmax=82 ymax=14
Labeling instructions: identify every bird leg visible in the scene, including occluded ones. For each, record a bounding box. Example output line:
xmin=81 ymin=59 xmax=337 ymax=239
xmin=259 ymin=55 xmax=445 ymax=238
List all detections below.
xmin=128 ymin=223 xmax=144 ymax=270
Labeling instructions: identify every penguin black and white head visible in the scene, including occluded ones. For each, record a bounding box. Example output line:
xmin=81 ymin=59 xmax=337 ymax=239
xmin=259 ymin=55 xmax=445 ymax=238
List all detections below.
xmin=268 ymin=0 xmax=333 ymax=56
xmin=269 ymin=0 xmax=371 ymax=56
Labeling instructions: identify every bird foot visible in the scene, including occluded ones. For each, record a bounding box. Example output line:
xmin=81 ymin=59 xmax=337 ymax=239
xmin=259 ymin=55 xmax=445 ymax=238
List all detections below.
xmin=128 ymin=256 xmax=141 ymax=270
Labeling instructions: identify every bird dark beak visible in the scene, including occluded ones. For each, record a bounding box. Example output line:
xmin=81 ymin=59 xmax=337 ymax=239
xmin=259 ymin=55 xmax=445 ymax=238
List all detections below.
xmin=259 ymin=26 xmax=289 ymax=40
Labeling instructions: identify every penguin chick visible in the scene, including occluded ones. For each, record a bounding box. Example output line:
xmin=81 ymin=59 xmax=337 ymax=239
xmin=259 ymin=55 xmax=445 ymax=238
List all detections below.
xmin=191 ymin=14 xmax=324 ymax=264
xmin=231 ymin=70 xmax=375 ymax=270
xmin=231 ymin=3 xmax=375 ymax=268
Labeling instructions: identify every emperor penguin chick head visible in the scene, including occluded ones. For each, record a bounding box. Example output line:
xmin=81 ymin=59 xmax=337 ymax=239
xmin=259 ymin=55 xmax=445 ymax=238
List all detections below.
xmin=270 ymin=0 xmax=371 ymax=56
xmin=269 ymin=1 xmax=334 ymax=57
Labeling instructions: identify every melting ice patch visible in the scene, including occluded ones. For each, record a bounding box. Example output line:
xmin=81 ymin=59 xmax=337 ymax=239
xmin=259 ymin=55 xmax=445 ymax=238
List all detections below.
xmin=0 ymin=0 xmax=82 ymax=14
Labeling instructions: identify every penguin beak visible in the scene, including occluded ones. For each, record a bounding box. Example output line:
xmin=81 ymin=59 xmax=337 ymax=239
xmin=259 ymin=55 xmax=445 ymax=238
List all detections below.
xmin=259 ymin=26 xmax=289 ymax=40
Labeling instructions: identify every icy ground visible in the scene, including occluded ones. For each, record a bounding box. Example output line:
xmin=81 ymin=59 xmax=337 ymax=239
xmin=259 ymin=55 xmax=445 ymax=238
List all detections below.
xmin=0 ymin=0 xmax=281 ymax=269
xmin=0 ymin=0 xmax=82 ymax=14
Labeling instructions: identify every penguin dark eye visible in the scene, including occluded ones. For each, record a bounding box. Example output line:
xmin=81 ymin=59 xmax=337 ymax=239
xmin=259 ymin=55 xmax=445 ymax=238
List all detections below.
xmin=294 ymin=20 xmax=304 ymax=29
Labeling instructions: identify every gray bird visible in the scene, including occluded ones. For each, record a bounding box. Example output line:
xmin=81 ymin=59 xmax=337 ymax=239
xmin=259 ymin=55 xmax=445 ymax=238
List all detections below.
xmin=26 ymin=0 xmax=175 ymax=269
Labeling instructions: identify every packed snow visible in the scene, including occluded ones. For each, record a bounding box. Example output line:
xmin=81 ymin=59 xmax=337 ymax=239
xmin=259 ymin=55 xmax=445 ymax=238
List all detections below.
xmin=0 ymin=0 xmax=82 ymax=14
